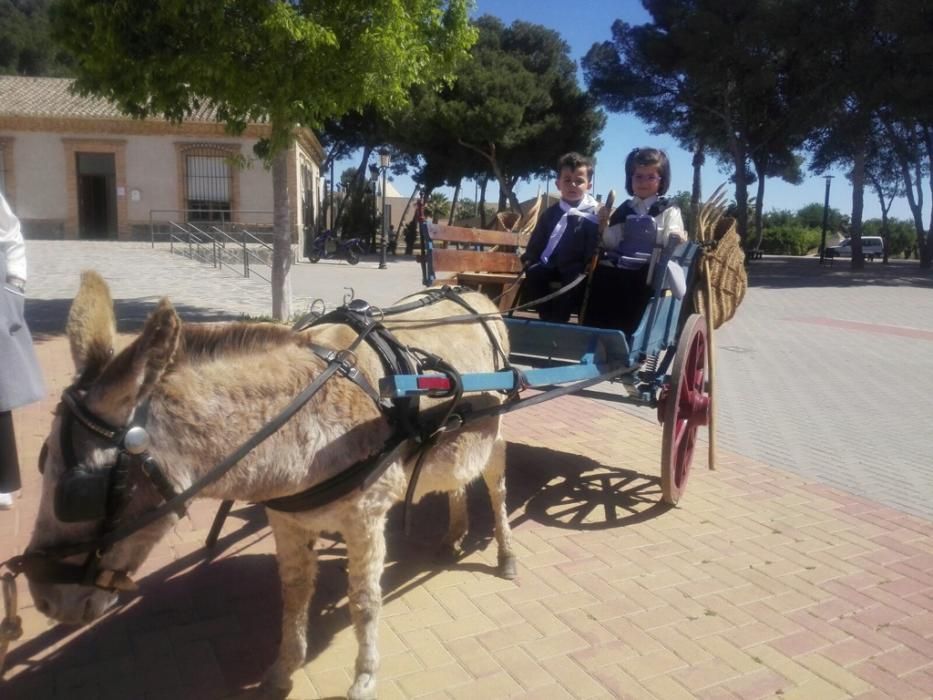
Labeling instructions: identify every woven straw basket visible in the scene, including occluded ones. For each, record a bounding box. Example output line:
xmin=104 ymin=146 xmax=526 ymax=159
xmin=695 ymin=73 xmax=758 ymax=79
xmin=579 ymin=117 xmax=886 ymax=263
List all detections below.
xmin=694 ymin=215 xmax=748 ymax=329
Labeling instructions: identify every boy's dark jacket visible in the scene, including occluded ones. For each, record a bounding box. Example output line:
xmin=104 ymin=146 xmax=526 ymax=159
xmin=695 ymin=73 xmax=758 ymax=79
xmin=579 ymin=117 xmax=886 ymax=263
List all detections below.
xmin=521 ymin=201 xmax=600 ymax=275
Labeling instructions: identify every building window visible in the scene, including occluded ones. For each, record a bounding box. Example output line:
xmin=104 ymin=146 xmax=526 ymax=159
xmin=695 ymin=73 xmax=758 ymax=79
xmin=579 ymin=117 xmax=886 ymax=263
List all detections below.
xmin=183 ymin=147 xmax=234 ymax=223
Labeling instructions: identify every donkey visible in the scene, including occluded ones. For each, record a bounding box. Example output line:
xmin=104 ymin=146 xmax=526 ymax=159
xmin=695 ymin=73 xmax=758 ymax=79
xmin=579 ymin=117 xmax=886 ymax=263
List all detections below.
xmin=24 ymin=272 xmax=516 ymax=699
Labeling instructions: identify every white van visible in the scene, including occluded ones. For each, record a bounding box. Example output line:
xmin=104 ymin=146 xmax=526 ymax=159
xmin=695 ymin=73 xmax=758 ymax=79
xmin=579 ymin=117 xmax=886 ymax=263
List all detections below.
xmin=825 ymin=236 xmax=884 ymax=261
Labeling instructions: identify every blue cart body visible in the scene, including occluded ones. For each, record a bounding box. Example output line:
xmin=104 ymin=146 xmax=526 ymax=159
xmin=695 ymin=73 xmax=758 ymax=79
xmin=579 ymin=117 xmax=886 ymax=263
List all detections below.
xmin=384 ymin=239 xmax=703 ymax=401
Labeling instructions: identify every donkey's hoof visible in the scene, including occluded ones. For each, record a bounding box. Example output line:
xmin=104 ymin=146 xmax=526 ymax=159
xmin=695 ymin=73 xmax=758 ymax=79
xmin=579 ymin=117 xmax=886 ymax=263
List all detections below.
xmin=498 ymin=554 xmax=518 ymax=580
xmin=348 ymin=672 xmax=378 ymax=700
xmin=435 ymin=542 xmax=463 ymax=563
xmin=260 ymin=665 xmax=294 ymax=696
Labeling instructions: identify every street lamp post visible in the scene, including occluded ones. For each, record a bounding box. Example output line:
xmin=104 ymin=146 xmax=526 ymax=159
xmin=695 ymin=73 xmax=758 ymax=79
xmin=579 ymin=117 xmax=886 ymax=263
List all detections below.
xmin=378 ymin=148 xmax=390 ymax=270
xmin=819 ymin=175 xmax=834 ymax=265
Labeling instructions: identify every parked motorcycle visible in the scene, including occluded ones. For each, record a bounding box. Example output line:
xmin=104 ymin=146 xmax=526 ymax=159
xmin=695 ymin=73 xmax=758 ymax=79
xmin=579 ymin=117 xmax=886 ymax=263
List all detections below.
xmin=306 ymin=230 xmax=364 ymax=265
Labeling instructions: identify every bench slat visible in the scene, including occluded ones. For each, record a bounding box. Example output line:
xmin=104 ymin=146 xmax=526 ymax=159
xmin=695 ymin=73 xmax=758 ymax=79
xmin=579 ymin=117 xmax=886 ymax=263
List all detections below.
xmin=432 ymin=248 xmax=523 ymax=274
xmin=429 ymin=225 xmax=521 ymax=247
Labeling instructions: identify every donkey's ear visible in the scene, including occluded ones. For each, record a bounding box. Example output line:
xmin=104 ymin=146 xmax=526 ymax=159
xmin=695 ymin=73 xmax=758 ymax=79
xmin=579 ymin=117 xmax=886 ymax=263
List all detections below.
xmin=66 ymin=271 xmax=116 ymax=381
xmin=134 ymin=299 xmax=181 ymax=400
xmin=85 ymin=299 xmax=180 ymax=426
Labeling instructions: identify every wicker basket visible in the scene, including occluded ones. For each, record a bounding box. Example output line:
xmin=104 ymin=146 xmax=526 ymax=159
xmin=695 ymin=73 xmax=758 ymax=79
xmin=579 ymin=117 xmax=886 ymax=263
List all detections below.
xmin=693 ymin=187 xmax=748 ymax=329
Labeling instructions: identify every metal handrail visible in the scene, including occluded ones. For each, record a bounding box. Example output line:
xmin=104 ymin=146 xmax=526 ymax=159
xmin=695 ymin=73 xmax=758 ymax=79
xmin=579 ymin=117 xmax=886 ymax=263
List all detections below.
xmin=209 ymin=226 xmax=273 ymax=282
xmin=162 ymin=220 xmax=273 ymax=284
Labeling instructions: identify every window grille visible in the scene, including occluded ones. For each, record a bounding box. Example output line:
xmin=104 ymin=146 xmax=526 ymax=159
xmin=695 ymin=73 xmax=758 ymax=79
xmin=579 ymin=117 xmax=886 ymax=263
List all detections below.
xmin=185 ymin=151 xmax=231 ymax=223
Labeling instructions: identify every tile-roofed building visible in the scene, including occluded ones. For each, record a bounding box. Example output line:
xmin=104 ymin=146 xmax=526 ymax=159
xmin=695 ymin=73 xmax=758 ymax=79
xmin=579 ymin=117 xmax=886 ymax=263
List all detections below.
xmin=0 ymin=76 xmax=322 ymax=245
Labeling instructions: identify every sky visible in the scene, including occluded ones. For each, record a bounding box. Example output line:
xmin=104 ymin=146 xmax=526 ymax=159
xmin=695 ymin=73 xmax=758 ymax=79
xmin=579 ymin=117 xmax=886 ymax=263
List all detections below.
xmin=337 ymin=0 xmax=918 ymax=223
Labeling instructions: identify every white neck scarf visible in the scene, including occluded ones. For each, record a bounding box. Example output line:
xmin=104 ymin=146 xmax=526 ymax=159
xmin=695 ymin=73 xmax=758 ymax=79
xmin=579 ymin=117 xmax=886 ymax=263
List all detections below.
xmin=540 ymin=193 xmax=600 ymax=264
xmin=630 ymin=195 xmax=658 ymax=216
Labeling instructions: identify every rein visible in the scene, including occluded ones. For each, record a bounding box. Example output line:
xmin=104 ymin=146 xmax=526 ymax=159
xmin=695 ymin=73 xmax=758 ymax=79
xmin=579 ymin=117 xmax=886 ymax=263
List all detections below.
xmin=2 ymin=323 xmax=379 ymax=591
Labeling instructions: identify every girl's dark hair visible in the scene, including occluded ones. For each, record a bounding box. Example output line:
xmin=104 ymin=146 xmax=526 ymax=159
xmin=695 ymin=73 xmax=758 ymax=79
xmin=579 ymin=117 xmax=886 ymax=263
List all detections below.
xmin=624 ymin=147 xmax=671 ymax=196
xmin=557 ymin=152 xmax=594 ymax=180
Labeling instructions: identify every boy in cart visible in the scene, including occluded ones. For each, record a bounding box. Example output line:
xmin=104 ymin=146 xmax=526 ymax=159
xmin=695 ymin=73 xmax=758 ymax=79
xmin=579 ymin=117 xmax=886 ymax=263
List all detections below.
xmin=520 ymin=152 xmax=602 ymax=323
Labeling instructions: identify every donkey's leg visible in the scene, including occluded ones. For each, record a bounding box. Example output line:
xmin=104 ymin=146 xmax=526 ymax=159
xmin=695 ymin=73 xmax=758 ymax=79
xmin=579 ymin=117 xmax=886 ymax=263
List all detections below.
xmin=345 ymin=512 xmax=388 ymax=700
xmin=264 ymin=515 xmax=318 ymax=691
xmin=439 ymin=487 xmax=469 ymax=557
xmin=483 ymin=436 xmax=517 ymax=579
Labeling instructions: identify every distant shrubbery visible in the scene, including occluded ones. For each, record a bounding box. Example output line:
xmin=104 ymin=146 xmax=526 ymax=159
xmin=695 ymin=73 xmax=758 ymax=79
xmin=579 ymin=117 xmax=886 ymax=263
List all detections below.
xmin=760 ymin=225 xmax=822 ymax=256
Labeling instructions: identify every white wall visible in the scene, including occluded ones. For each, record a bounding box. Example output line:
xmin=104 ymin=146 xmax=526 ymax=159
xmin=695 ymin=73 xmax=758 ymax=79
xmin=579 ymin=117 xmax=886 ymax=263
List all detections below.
xmin=9 ymin=131 xmax=68 ymax=220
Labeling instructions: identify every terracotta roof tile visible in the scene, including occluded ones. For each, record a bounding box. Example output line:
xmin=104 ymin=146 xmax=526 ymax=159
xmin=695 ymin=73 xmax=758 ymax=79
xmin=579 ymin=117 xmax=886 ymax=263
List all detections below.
xmin=0 ymin=75 xmax=220 ymax=122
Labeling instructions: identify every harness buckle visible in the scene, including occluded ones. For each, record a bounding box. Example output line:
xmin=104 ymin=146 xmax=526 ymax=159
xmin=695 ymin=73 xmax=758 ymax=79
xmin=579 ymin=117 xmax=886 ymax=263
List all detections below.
xmin=334 ymin=349 xmax=359 ymax=379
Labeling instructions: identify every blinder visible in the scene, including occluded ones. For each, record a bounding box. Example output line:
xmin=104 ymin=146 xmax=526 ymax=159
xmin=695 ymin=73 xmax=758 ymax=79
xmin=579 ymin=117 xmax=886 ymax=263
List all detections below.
xmin=54 ymin=388 xmax=153 ymax=524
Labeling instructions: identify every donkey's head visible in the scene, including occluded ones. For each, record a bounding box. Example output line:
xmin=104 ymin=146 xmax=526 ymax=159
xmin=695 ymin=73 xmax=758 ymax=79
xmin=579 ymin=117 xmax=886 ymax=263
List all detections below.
xmin=27 ymin=272 xmax=182 ymax=625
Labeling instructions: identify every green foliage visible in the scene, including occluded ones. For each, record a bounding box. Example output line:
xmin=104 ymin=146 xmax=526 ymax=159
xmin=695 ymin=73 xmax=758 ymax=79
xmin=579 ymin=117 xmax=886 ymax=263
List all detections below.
xmin=0 ymin=0 xmax=74 ymax=76
xmin=760 ymin=224 xmax=821 ymax=256
xmin=397 ymin=15 xmax=605 ymax=202
xmin=862 ymin=218 xmax=917 ymax=258
xmin=795 ymin=203 xmax=844 ymax=231
xmin=51 ymin=0 xmax=477 ymax=157
xmin=425 ymin=191 xmax=450 ymax=222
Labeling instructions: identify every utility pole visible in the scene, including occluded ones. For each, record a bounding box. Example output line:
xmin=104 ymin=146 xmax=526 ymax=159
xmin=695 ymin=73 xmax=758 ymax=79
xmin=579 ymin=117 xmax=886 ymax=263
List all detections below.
xmin=819 ymin=175 xmax=834 ymax=265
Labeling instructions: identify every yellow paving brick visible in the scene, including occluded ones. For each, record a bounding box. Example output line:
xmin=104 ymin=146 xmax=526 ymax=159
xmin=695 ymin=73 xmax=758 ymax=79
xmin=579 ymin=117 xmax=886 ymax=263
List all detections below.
xmin=477 ymin=621 xmax=542 ymax=652
xmin=395 ymin=662 xmax=472 ymax=697
xmin=494 ymin=644 xmax=555 ymax=690
xmin=446 ymin=636 xmax=501 ymax=678
xmin=447 ymin=671 xmax=525 ymax=698
xmin=796 ymin=652 xmax=873 ymax=695
xmin=285 ymin=669 xmax=318 ymax=699
xmin=641 ymin=673 xmax=700 ymax=700
xmin=379 ymin=650 xmax=425 ymax=680
xmin=696 ymin=635 xmax=766 ymax=674
xmin=778 ymin=677 xmax=851 ymax=700
xmin=617 ymin=647 xmax=688 ymax=681
xmin=386 ymin=602 xmax=455 ymax=634
xmin=649 ymin=625 xmax=715 ymax=665
xmin=747 ymin=643 xmax=818 ymax=685
xmin=671 ymin=659 xmax=742 ymax=693
xmin=469 ymin=591 xmax=525 ymax=627
xmin=432 ymin=612 xmax=498 ymax=643
xmin=306 ymin=667 xmax=354 ymax=699
xmin=599 ymin=616 xmax=665 ymax=655
xmin=435 ymin=586 xmax=483 ymax=620
xmin=541 ymin=589 xmax=601 ymax=614
xmin=408 ymin=634 xmax=457 ymax=670
xmin=542 ymin=655 xmax=610 ymax=699
xmin=521 ymin=629 xmax=589 ymax=660
xmin=514 ymin=600 xmax=572 ymax=636
xmin=557 ymin=608 xmax=619 ymax=646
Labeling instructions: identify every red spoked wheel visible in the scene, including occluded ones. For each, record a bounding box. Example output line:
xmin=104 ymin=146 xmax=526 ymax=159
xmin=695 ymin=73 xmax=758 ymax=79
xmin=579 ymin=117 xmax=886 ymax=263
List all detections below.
xmin=657 ymin=314 xmax=710 ymax=505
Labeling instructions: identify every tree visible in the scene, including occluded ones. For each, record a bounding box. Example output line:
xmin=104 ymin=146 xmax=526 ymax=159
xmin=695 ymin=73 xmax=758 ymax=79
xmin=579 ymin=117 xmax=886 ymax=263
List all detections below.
xmin=584 ymin=1 xmax=829 ymax=245
xmin=52 ymin=0 xmax=476 ymax=319
xmin=398 ymin=16 xmax=605 ymax=215
xmin=0 ymin=0 xmax=74 ymax=76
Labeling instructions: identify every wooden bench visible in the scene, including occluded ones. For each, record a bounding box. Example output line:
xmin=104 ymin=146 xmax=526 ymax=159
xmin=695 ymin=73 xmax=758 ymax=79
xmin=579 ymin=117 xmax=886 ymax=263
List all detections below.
xmin=422 ymin=223 xmax=525 ymax=311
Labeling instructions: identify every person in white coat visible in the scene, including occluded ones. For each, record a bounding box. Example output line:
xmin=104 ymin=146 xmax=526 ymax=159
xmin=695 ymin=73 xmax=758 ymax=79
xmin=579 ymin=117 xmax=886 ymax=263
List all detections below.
xmin=0 ymin=191 xmax=45 ymax=508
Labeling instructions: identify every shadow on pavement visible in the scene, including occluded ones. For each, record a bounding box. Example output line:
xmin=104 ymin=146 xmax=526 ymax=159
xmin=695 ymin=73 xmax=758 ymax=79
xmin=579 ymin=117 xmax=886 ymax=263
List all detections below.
xmin=26 ymin=298 xmax=254 ymax=341
xmin=3 ymin=441 xmax=670 ymax=698
xmin=746 ymin=256 xmax=933 ymax=290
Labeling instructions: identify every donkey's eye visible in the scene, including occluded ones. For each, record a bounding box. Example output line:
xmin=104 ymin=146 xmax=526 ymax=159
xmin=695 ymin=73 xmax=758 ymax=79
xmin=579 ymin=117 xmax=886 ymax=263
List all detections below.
xmin=38 ymin=440 xmax=49 ymax=475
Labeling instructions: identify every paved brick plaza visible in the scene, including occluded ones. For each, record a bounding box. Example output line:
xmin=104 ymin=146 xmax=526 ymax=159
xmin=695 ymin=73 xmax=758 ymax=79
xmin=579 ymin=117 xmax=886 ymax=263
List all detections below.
xmin=1 ymin=245 xmax=932 ymax=698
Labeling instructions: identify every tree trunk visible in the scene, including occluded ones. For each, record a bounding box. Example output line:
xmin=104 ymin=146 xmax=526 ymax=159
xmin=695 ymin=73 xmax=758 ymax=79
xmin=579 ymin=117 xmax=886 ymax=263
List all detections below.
xmin=886 ymin=121 xmax=929 ymax=265
xmin=849 ymin=145 xmax=866 ymax=270
xmin=869 ymin=174 xmax=892 ymax=263
xmin=271 ymin=149 xmax=292 ymax=321
xmin=479 ymin=178 xmax=488 ymax=229
xmin=751 ymin=156 xmax=766 ymax=252
xmin=448 ymin=179 xmax=461 ymax=225
xmin=730 ymin=138 xmax=749 ymax=243
xmin=920 ymin=125 xmax=933 ymax=268
xmin=690 ymin=141 xmax=705 ymax=239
